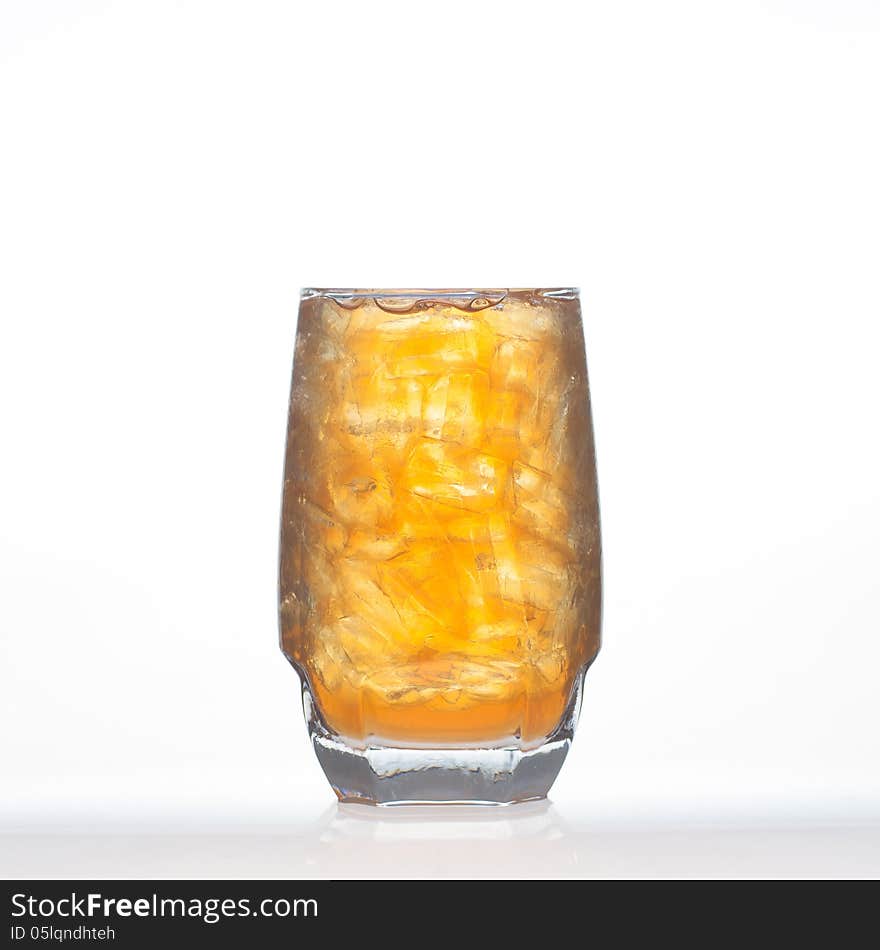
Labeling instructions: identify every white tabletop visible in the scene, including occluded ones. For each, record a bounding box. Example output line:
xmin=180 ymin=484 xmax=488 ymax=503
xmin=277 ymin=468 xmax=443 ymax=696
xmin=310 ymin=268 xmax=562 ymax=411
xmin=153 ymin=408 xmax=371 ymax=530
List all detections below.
xmin=3 ymin=803 xmax=878 ymax=880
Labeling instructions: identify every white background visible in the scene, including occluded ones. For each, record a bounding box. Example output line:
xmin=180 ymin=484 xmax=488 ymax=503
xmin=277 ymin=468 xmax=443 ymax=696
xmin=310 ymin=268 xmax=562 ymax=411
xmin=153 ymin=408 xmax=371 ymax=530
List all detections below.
xmin=1 ymin=1 xmax=879 ymax=877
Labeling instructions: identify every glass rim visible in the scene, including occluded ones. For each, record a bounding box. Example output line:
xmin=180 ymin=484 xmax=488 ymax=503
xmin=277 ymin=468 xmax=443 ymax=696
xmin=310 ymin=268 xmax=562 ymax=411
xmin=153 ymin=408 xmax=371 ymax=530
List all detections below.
xmin=301 ymin=287 xmax=580 ymax=300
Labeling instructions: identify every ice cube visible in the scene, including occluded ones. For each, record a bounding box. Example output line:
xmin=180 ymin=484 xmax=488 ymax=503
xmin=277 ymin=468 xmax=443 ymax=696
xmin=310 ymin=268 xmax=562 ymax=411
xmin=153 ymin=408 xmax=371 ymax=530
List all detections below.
xmin=403 ymin=440 xmax=509 ymax=513
xmin=364 ymin=666 xmax=442 ymax=705
xmin=490 ymin=338 xmax=542 ymax=392
xmin=333 ymin=615 xmax=396 ymax=675
xmin=491 ymin=528 xmax=574 ymax=612
xmin=532 ymin=644 xmax=567 ymax=685
xmin=378 ymin=313 xmax=495 ymax=378
xmin=471 ymin=619 xmax=525 ymax=652
xmin=486 ymin=390 xmax=525 ymax=437
xmin=481 ymin=298 xmax=563 ymax=341
xmin=327 ymin=463 xmax=394 ymax=530
xmin=333 ymin=369 xmax=423 ymax=465
xmin=312 ymin=631 xmax=349 ymax=691
xmin=376 ymin=542 xmax=464 ymax=650
xmin=332 ymin=560 xmax=408 ymax=645
xmin=423 ymin=371 xmax=490 ymax=445
xmin=343 ymin=530 xmax=408 ymax=561
xmin=511 ymin=461 xmax=571 ymax=535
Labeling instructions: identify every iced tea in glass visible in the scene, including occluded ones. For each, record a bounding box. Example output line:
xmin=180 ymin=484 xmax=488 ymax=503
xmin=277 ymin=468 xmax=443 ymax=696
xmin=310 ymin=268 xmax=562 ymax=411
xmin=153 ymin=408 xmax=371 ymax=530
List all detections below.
xmin=280 ymin=288 xmax=600 ymax=804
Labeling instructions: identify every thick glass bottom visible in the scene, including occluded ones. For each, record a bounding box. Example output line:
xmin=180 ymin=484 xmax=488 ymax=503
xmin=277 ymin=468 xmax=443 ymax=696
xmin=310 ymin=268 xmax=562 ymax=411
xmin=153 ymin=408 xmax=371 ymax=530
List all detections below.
xmin=301 ymin=672 xmax=585 ymax=805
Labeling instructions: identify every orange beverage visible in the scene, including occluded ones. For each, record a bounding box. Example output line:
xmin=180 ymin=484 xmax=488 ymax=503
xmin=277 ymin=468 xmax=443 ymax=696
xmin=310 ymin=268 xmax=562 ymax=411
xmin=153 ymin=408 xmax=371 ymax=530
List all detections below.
xmin=280 ymin=289 xmax=600 ymax=754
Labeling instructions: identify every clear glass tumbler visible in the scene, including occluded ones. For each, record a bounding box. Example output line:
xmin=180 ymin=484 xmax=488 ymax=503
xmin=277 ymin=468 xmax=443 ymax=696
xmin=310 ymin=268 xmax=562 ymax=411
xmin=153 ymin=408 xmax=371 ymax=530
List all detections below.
xmin=279 ymin=289 xmax=601 ymax=804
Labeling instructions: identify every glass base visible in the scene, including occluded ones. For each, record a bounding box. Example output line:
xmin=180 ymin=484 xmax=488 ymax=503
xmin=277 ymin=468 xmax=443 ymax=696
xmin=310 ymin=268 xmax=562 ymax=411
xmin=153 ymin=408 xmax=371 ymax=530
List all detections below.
xmin=301 ymin=674 xmax=585 ymax=806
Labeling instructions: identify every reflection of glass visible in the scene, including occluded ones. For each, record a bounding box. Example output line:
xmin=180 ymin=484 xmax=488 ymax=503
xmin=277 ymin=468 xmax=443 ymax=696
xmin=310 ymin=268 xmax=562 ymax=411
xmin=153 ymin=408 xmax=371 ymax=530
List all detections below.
xmin=301 ymin=801 xmax=582 ymax=879
xmin=280 ymin=289 xmax=601 ymax=804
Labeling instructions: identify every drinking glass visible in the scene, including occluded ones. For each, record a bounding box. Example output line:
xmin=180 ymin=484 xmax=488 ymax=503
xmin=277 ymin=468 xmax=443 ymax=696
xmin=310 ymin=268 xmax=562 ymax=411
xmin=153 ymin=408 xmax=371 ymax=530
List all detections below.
xmin=279 ymin=288 xmax=601 ymax=804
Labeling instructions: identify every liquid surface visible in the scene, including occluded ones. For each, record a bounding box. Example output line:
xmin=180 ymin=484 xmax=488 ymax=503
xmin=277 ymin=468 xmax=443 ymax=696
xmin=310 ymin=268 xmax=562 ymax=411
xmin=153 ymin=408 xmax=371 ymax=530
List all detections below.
xmin=280 ymin=290 xmax=600 ymax=745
